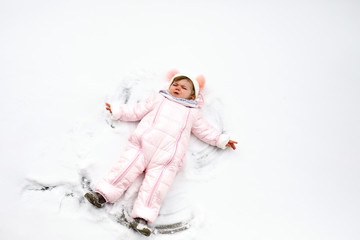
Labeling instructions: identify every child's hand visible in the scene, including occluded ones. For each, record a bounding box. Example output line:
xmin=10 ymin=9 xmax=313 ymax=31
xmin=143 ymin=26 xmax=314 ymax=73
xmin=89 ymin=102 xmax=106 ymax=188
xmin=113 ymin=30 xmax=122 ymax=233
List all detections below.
xmin=105 ymin=103 xmax=112 ymax=114
xmin=226 ymin=140 xmax=238 ymax=150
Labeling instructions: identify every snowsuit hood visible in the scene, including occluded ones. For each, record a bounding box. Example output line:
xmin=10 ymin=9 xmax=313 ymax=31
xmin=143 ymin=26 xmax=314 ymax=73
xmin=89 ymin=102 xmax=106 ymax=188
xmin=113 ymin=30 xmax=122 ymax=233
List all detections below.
xmin=168 ymin=73 xmax=200 ymax=99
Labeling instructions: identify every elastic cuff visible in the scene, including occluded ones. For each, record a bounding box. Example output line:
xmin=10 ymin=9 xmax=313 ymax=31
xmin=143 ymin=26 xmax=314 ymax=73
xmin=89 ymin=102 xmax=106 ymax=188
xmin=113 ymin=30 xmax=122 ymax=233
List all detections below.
xmin=110 ymin=102 xmax=122 ymax=120
xmin=131 ymin=205 xmax=159 ymax=225
xmin=216 ymin=134 xmax=230 ymax=149
xmin=95 ymin=180 xmax=123 ymax=203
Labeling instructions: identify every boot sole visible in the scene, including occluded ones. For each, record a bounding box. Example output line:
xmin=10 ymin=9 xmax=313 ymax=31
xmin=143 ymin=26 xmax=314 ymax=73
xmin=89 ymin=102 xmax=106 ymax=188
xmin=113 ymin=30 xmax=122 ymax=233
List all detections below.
xmin=130 ymin=222 xmax=152 ymax=237
xmin=84 ymin=193 xmax=103 ymax=208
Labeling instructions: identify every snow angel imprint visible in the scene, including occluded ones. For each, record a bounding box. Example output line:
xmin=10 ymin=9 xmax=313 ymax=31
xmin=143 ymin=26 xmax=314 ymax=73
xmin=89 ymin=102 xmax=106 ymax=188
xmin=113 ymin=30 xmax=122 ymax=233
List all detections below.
xmin=84 ymin=72 xmax=237 ymax=236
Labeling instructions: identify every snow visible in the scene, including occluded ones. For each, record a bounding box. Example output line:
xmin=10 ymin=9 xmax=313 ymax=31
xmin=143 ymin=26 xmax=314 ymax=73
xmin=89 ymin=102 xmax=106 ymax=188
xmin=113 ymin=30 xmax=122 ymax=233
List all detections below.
xmin=1 ymin=0 xmax=360 ymax=239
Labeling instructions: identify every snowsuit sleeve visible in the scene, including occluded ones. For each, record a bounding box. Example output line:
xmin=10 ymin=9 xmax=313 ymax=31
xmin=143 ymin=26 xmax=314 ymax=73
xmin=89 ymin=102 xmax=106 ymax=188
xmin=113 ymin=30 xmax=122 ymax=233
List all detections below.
xmin=111 ymin=93 xmax=158 ymax=121
xmin=191 ymin=116 xmax=230 ymax=149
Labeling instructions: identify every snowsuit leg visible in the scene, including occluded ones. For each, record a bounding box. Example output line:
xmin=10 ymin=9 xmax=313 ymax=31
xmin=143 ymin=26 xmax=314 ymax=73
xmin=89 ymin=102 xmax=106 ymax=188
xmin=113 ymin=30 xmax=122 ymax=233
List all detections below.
xmin=95 ymin=143 xmax=145 ymax=203
xmin=131 ymin=162 xmax=179 ymax=224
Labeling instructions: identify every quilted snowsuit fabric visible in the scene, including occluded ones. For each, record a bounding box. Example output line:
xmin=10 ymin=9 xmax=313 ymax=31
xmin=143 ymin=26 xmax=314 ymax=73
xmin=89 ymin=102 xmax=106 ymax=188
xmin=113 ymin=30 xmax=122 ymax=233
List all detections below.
xmin=95 ymin=92 xmax=229 ymax=223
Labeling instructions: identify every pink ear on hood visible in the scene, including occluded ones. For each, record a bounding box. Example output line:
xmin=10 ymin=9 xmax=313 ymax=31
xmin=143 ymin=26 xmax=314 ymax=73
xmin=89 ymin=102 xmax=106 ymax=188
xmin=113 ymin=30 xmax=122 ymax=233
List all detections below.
xmin=196 ymin=75 xmax=206 ymax=91
xmin=167 ymin=69 xmax=180 ymax=82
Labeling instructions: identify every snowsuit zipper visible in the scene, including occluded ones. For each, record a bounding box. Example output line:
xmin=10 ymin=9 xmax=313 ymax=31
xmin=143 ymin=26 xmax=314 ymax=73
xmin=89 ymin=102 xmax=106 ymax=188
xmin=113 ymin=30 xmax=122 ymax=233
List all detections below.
xmin=112 ymin=151 xmax=141 ymax=185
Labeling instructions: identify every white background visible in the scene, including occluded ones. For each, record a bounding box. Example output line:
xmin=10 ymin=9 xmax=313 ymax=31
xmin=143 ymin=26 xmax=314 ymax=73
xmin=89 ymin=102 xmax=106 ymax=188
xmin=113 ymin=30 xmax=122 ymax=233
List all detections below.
xmin=1 ymin=0 xmax=359 ymax=239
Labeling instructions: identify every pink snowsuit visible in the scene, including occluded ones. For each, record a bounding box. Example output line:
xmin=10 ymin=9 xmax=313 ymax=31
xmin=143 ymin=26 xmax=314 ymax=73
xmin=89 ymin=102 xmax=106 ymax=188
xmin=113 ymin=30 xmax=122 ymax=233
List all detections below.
xmin=95 ymin=92 xmax=230 ymax=223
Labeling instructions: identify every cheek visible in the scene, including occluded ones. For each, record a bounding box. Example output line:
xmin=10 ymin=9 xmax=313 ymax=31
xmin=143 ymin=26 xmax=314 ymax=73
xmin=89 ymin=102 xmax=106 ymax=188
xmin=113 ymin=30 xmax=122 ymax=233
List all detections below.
xmin=186 ymin=90 xmax=192 ymax=97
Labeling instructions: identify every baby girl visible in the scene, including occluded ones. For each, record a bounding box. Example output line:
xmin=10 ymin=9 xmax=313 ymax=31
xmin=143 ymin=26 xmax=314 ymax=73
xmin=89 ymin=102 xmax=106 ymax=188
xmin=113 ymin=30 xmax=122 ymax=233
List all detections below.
xmin=85 ymin=73 xmax=237 ymax=236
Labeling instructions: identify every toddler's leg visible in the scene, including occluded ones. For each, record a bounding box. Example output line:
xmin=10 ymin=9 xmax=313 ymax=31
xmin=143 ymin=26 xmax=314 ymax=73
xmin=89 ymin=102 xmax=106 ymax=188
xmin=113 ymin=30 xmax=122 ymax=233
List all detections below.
xmin=131 ymin=167 xmax=178 ymax=224
xmin=95 ymin=145 xmax=146 ymax=203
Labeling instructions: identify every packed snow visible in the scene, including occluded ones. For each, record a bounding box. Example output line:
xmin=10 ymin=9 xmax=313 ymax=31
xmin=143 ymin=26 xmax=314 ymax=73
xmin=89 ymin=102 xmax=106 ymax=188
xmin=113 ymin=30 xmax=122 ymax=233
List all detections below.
xmin=1 ymin=1 xmax=360 ymax=240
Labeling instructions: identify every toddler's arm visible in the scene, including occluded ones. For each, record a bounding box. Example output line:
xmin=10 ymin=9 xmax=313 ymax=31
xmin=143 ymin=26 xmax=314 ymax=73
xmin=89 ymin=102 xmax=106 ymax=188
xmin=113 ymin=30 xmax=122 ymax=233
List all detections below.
xmin=191 ymin=117 xmax=231 ymax=149
xmin=106 ymin=94 xmax=158 ymax=121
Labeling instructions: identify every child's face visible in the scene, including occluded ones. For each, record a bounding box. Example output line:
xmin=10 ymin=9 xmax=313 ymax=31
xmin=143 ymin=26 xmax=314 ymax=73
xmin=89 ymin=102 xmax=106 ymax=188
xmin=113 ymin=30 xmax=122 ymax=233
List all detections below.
xmin=169 ymin=79 xmax=195 ymax=100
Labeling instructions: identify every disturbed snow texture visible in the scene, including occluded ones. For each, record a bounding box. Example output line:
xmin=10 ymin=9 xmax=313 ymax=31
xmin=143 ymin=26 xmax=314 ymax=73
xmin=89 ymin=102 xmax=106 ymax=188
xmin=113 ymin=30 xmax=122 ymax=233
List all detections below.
xmin=1 ymin=0 xmax=360 ymax=240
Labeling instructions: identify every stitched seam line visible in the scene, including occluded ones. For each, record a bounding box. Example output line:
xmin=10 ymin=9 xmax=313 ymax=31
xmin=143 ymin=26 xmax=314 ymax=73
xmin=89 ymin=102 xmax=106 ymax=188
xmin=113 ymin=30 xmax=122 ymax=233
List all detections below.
xmin=111 ymin=151 xmax=141 ymax=185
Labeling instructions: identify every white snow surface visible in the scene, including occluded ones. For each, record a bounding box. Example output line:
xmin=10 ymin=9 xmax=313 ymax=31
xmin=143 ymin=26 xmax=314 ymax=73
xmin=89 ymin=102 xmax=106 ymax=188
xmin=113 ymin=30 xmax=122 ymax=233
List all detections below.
xmin=1 ymin=0 xmax=360 ymax=239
